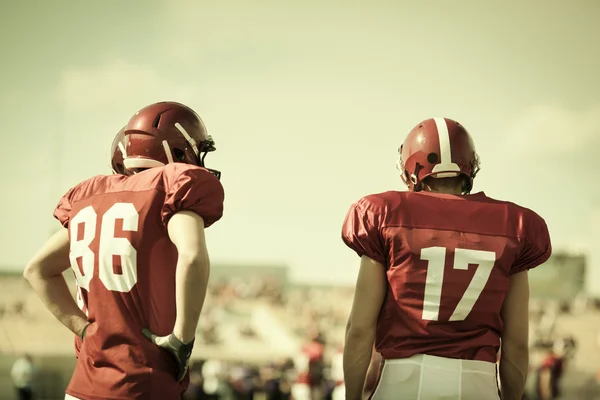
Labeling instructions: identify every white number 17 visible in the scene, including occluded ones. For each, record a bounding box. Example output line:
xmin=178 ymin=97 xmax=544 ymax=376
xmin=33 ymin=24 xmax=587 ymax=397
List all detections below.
xmin=420 ymin=247 xmax=496 ymax=322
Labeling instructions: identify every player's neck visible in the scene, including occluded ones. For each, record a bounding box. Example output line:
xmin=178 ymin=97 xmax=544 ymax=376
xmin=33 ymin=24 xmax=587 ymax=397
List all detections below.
xmin=431 ymin=190 xmax=462 ymax=195
xmin=421 ymin=176 xmax=465 ymax=195
xmin=423 ymin=187 xmax=463 ymax=195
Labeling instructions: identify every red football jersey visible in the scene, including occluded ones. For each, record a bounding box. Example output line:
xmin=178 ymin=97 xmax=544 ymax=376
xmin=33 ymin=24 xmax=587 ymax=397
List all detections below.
xmin=54 ymin=163 xmax=224 ymax=400
xmin=342 ymin=190 xmax=551 ymax=363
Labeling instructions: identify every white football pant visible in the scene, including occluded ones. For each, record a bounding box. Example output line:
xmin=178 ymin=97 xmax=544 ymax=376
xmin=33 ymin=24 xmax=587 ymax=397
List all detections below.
xmin=370 ymin=354 xmax=500 ymax=400
xmin=291 ymin=383 xmax=324 ymax=400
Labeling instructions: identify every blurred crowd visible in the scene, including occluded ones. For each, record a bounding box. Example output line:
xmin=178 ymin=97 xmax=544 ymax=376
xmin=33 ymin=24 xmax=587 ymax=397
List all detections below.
xmin=181 ymin=277 xmax=600 ymax=400
xmin=188 ymin=277 xmax=349 ymax=399
xmin=196 ymin=277 xmax=352 ymax=350
xmin=3 ymin=275 xmax=600 ymax=399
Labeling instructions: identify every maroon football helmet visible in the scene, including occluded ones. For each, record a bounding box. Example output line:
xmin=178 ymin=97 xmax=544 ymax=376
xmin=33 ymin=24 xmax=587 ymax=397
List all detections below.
xmin=397 ymin=117 xmax=480 ymax=193
xmin=111 ymin=101 xmax=220 ymax=178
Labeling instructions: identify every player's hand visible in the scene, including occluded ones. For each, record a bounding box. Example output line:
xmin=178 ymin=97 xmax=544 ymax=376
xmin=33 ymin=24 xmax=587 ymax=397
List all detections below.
xmin=141 ymin=328 xmax=195 ymax=382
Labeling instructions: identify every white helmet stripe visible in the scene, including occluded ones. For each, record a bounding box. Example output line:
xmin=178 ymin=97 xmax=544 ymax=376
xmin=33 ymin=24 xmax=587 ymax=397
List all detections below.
xmin=433 ymin=117 xmax=452 ymax=164
xmin=431 ymin=117 xmax=461 ymax=177
xmin=174 ymin=122 xmax=200 ymax=157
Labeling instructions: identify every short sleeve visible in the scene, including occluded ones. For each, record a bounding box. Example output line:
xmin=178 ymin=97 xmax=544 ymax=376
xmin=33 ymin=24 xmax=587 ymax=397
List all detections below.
xmin=161 ymin=165 xmax=225 ymax=228
xmin=511 ymin=211 xmax=552 ymax=275
xmin=341 ymin=199 xmax=387 ymax=266
xmin=53 ymin=187 xmax=75 ymax=228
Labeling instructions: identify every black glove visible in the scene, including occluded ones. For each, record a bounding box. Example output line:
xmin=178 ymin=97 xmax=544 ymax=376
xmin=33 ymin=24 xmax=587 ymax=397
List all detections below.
xmin=141 ymin=328 xmax=195 ymax=382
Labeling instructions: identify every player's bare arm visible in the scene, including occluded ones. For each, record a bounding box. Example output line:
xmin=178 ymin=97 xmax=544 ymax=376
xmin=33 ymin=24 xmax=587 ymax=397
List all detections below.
xmin=499 ymin=270 xmax=530 ymax=400
xmin=23 ymin=228 xmax=89 ymax=338
xmin=168 ymin=210 xmax=210 ymax=342
xmin=344 ymin=255 xmax=386 ymax=400
xmin=142 ymin=210 xmax=210 ymax=382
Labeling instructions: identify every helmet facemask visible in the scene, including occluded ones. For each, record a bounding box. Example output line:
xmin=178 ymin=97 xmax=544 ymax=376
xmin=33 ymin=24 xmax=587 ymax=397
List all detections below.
xmin=197 ymin=136 xmax=221 ymax=180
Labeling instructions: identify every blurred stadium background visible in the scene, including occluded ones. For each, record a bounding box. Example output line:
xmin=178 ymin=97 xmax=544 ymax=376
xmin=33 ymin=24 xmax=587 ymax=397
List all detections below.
xmin=1 ymin=251 xmax=600 ymax=399
xmin=2 ymin=1 xmax=600 ymax=399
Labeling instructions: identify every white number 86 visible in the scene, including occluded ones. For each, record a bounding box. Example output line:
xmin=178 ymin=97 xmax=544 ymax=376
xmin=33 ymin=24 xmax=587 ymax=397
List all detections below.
xmin=68 ymin=203 xmax=139 ymax=293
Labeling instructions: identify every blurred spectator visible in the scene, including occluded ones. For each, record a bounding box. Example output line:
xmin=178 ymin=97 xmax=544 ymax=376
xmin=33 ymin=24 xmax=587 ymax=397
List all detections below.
xmin=292 ymin=327 xmax=326 ymax=400
xmin=228 ymin=362 xmax=256 ymax=399
xmin=330 ymin=346 xmax=344 ymax=400
xmin=201 ymin=359 xmax=229 ymax=399
xmin=11 ymin=353 xmax=35 ymax=400
xmin=535 ymin=338 xmax=570 ymax=400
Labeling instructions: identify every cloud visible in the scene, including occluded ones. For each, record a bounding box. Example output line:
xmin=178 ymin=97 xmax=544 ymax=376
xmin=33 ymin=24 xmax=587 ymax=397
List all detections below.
xmin=481 ymin=103 xmax=600 ymax=201
xmin=506 ymin=104 xmax=600 ymax=155
xmin=475 ymin=104 xmax=600 ymax=259
xmin=53 ymin=61 xmax=203 ymax=190
xmin=58 ymin=60 xmax=195 ymax=118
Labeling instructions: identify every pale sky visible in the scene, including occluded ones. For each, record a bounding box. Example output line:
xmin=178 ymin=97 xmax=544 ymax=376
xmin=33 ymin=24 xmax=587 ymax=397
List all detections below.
xmin=1 ymin=0 xmax=599 ymax=289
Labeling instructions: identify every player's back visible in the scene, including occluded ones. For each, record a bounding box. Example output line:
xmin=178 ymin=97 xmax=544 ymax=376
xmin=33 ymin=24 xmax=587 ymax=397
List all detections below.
xmin=342 ymin=190 xmax=551 ymax=364
xmin=54 ymin=163 xmax=224 ymax=400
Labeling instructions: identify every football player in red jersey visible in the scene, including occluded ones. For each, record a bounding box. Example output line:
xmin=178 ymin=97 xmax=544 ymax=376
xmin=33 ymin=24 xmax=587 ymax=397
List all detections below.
xmin=341 ymin=117 xmax=552 ymax=400
xmin=24 ymin=101 xmax=224 ymax=400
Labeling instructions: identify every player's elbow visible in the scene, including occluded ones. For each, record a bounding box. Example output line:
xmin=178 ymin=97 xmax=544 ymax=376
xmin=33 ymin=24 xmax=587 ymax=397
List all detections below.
xmin=177 ymin=251 xmax=210 ymax=278
xmin=500 ymin=316 xmax=529 ymax=356
xmin=179 ymin=250 xmax=209 ymax=267
xmin=345 ymin=322 xmax=376 ymax=356
xmin=346 ymin=316 xmax=377 ymax=339
xmin=501 ymin=338 xmax=529 ymax=358
xmin=23 ymin=258 xmax=64 ymax=281
xmin=23 ymin=261 xmax=42 ymax=282
xmin=500 ymin=271 xmax=530 ymax=355
xmin=500 ymin=339 xmax=529 ymax=379
xmin=23 ymin=264 xmax=33 ymax=281
xmin=345 ymin=303 xmax=381 ymax=339
xmin=346 ymin=327 xmax=375 ymax=345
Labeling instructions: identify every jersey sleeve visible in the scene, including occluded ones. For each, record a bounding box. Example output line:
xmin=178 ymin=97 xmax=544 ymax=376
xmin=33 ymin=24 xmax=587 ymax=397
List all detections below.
xmin=53 ymin=187 xmax=76 ymax=228
xmin=161 ymin=165 xmax=225 ymax=229
xmin=511 ymin=210 xmax=552 ymax=275
xmin=341 ymin=198 xmax=387 ymax=266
